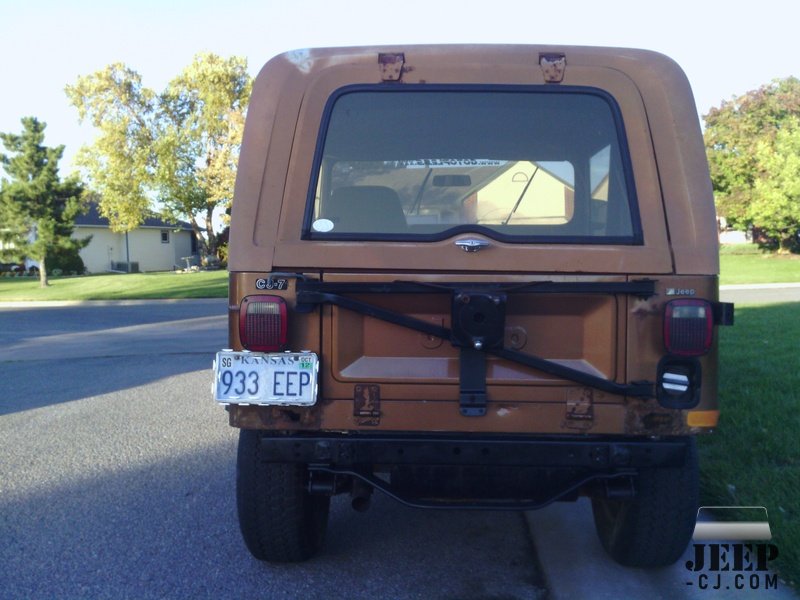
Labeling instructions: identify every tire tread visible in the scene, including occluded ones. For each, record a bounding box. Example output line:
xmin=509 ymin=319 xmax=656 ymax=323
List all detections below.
xmin=592 ymin=438 xmax=699 ymax=567
xmin=236 ymin=429 xmax=329 ymax=562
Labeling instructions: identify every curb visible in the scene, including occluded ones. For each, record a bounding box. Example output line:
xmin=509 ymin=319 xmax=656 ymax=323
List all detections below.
xmin=525 ymin=499 xmax=799 ymax=599
xmin=720 ymin=283 xmax=800 ymax=290
xmin=0 ymin=298 xmax=227 ymax=308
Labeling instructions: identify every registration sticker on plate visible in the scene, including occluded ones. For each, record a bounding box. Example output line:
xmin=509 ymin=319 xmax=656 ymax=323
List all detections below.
xmin=213 ymin=351 xmax=318 ymax=406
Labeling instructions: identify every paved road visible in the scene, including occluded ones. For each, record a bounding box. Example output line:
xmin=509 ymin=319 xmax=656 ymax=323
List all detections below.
xmin=0 ymin=301 xmax=545 ymax=600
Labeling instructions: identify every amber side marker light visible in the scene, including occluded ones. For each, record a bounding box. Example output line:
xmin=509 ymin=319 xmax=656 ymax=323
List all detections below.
xmin=687 ymin=410 xmax=719 ymax=428
xmin=239 ymin=295 xmax=287 ymax=351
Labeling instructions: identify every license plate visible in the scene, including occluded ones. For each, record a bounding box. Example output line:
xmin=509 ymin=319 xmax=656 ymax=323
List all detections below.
xmin=213 ymin=351 xmax=318 ymax=406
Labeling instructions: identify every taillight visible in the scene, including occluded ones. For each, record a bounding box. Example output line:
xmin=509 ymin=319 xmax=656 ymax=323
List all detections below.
xmin=663 ymin=299 xmax=713 ymax=356
xmin=239 ymin=295 xmax=287 ymax=351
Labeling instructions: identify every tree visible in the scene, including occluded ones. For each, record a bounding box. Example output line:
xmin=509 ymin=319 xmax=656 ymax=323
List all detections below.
xmin=66 ymin=53 xmax=251 ymax=259
xmin=0 ymin=117 xmax=87 ymax=287
xmin=65 ymin=64 xmax=155 ymax=234
xmin=704 ymin=77 xmax=800 ymax=251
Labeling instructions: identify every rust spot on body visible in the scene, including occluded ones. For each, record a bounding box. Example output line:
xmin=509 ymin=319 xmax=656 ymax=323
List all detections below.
xmin=631 ymin=297 xmax=660 ymax=317
xmin=624 ymin=398 xmax=685 ymax=435
xmin=228 ymin=399 xmax=329 ymax=430
xmin=354 ymin=384 xmax=381 ymax=426
xmin=563 ymin=387 xmax=595 ymax=431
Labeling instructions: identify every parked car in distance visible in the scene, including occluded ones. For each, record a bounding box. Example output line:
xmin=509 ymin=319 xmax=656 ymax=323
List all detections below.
xmin=0 ymin=262 xmax=24 ymax=275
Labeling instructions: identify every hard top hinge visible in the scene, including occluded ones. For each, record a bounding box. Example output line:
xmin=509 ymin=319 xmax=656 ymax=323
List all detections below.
xmin=540 ymin=53 xmax=566 ymax=83
xmin=379 ymin=52 xmax=405 ymax=81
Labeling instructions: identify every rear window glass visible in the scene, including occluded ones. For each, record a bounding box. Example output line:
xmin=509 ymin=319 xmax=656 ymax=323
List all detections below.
xmin=305 ymin=86 xmax=641 ymax=244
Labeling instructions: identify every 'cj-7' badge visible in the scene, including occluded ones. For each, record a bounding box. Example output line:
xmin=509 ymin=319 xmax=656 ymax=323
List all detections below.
xmin=256 ymin=277 xmax=288 ymax=290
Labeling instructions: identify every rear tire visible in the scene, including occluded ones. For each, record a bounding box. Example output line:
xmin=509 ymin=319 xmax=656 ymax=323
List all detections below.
xmin=591 ymin=438 xmax=698 ymax=568
xmin=236 ymin=429 xmax=330 ymax=562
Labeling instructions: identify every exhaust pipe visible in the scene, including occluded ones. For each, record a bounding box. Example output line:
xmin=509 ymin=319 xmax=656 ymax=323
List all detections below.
xmin=350 ymin=479 xmax=374 ymax=512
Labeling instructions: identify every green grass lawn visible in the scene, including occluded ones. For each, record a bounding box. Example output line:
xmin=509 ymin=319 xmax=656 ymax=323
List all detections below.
xmin=0 ymin=247 xmax=798 ymax=302
xmin=720 ymin=245 xmax=800 ymax=285
xmin=0 ymin=270 xmax=228 ymax=301
xmin=699 ymin=302 xmax=800 ymax=587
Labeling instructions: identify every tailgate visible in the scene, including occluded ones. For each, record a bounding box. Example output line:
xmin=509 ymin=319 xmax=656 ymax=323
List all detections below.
xmin=304 ymin=273 xmax=652 ymax=416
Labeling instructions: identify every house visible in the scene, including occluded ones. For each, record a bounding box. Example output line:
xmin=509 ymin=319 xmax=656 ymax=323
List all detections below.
xmin=74 ymin=204 xmax=200 ymax=273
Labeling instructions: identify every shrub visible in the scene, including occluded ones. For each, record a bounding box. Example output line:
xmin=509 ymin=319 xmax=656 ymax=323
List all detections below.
xmin=46 ymin=247 xmax=85 ymax=276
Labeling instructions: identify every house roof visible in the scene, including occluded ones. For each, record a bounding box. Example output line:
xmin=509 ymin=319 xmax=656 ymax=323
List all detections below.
xmin=75 ymin=203 xmax=194 ymax=231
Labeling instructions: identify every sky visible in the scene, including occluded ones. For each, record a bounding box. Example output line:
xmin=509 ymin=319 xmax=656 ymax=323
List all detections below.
xmin=1 ymin=0 xmax=799 ymax=176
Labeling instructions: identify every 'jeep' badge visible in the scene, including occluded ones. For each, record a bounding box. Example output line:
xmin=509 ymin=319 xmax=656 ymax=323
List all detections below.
xmin=666 ymin=288 xmax=696 ymax=296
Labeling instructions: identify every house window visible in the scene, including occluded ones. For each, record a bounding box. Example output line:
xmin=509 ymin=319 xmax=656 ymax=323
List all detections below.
xmin=161 ymin=230 xmax=170 ymax=244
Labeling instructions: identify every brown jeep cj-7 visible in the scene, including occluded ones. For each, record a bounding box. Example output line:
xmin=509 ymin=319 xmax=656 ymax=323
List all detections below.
xmin=214 ymin=45 xmax=734 ymax=568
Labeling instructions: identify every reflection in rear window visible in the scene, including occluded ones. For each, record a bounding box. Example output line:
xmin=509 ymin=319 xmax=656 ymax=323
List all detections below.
xmin=306 ymin=87 xmax=641 ymax=243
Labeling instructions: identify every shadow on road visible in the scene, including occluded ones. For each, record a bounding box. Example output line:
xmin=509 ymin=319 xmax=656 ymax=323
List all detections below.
xmin=0 ymin=301 xmax=225 ymax=342
xmin=1 ymin=443 xmax=545 ymax=599
xmin=0 ymin=301 xmax=226 ymax=414
xmin=0 ymin=354 xmax=213 ymax=415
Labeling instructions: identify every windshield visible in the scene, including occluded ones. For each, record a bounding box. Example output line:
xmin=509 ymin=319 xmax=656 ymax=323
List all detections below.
xmin=306 ymin=87 xmax=640 ymax=243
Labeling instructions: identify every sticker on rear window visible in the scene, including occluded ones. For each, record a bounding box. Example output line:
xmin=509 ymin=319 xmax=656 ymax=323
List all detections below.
xmin=312 ymin=218 xmax=334 ymax=232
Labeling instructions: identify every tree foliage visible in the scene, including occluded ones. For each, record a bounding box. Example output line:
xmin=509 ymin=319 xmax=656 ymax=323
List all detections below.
xmin=66 ymin=53 xmax=251 ymax=259
xmin=66 ymin=64 xmax=155 ymax=233
xmin=704 ymin=77 xmax=800 ymax=251
xmin=0 ymin=117 xmax=87 ymax=287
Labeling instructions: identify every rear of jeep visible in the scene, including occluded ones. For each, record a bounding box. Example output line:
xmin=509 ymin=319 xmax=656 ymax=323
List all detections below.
xmin=215 ymin=45 xmax=733 ymax=568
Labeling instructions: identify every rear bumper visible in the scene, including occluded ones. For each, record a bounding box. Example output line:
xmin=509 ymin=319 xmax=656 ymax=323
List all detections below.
xmin=255 ymin=432 xmax=690 ymax=470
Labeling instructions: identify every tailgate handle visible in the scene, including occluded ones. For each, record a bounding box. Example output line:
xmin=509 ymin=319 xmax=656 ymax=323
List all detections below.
xmin=455 ymin=239 xmax=491 ymax=252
